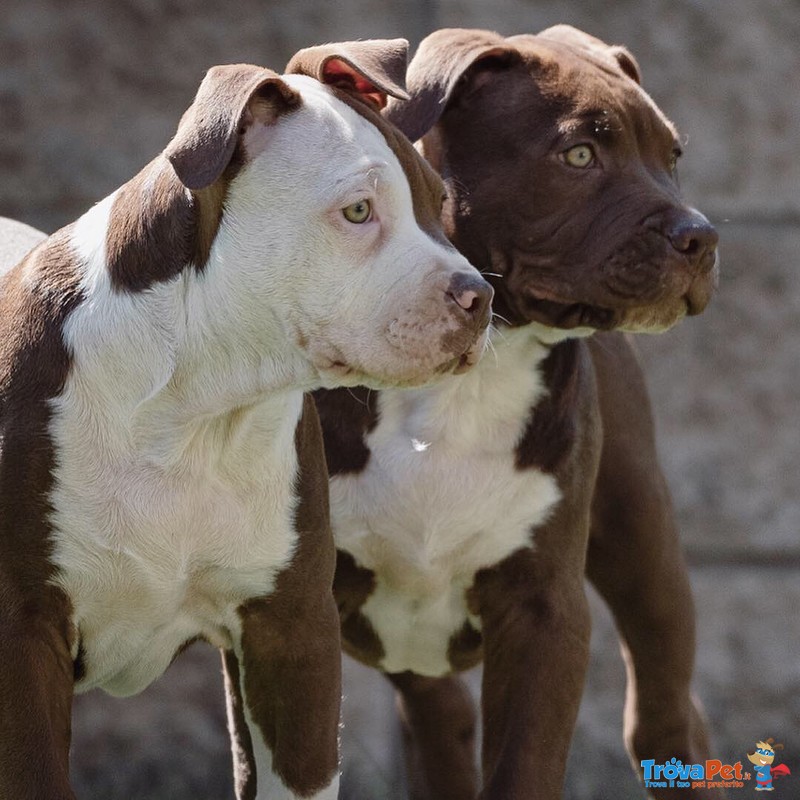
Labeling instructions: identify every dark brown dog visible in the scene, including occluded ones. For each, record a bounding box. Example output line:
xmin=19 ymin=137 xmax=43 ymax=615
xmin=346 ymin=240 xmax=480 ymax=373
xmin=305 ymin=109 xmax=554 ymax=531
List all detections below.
xmin=315 ymin=25 xmax=719 ymax=799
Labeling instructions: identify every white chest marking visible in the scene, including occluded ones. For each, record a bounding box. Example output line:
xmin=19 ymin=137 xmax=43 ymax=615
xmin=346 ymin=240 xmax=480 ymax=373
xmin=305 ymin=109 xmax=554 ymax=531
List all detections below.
xmin=47 ymin=200 xmax=304 ymax=697
xmin=330 ymin=327 xmax=563 ymax=676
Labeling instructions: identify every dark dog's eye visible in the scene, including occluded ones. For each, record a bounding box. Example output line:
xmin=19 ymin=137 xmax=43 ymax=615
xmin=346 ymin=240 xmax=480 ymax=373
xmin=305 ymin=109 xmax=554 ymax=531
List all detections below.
xmin=342 ymin=199 xmax=372 ymax=224
xmin=562 ymin=144 xmax=595 ymax=169
xmin=670 ymin=147 xmax=682 ymax=173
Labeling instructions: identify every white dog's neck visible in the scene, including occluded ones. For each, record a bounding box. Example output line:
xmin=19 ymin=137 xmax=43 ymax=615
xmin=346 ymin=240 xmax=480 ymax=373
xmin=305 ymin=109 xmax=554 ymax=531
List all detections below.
xmin=60 ymin=172 xmax=314 ymax=472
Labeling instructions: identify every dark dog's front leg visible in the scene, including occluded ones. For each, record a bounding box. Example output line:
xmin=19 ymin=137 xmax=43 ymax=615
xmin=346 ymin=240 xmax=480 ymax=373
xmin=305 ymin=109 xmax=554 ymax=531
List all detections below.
xmin=389 ymin=671 xmax=479 ymax=800
xmin=224 ymin=594 xmax=341 ymax=800
xmin=473 ymin=548 xmax=591 ymax=799
xmin=588 ymin=334 xmax=713 ymax=799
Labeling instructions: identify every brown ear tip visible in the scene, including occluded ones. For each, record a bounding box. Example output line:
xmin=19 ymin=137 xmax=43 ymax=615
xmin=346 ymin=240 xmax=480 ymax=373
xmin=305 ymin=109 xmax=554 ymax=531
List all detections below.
xmin=164 ymin=150 xmax=212 ymax=192
xmin=253 ymin=78 xmax=302 ymax=109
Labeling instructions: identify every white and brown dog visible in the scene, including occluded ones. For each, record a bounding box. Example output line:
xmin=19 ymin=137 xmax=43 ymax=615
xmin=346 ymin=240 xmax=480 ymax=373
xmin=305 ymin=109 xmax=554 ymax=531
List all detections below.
xmin=315 ymin=27 xmax=720 ymax=800
xmin=0 ymin=40 xmax=492 ymax=799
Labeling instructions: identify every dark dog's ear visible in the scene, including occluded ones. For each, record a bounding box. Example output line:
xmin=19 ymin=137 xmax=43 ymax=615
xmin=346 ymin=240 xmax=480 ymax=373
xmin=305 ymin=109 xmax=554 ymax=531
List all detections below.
xmin=608 ymin=45 xmax=642 ymax=84
xmin=286 ymin=39 xmax=410 ymax=111
xmin=538 ymin=25 xmax=642 ymax=84
xmin=384 ymin=28 xmax=517 ymax=142
xmin=165 ymin=64 xmax=301 ymax=190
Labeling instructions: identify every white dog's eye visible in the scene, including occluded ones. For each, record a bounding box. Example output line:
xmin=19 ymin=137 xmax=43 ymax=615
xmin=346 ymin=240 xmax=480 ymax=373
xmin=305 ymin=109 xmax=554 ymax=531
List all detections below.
xmin=342 ymin=199 xmax=372 ymax=224
xmin=563 ymin=144 xmax=595 ymax=168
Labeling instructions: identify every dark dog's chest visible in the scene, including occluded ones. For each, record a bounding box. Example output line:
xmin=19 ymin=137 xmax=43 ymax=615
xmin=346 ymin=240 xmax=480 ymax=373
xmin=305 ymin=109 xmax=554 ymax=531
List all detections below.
xmin=324 ymin=328 xmax=568 ymax=676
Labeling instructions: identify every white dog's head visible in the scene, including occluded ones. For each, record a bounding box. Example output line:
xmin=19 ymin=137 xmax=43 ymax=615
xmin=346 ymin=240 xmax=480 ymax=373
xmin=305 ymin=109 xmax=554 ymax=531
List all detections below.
xmin=158 ymin=41 xmax=492 ymax=390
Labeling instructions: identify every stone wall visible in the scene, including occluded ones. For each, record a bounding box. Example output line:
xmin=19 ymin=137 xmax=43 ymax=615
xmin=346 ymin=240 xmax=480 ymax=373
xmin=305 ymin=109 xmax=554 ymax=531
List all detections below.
xmin=2 ymin=0 xmax=797 ymax=231
xmin=1 ymin=0 xmax=796 ymax=797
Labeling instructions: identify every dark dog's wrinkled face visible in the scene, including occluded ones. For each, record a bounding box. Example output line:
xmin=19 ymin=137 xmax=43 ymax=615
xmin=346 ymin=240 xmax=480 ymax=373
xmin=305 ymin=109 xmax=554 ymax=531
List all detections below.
xmin=390 ymin=26 xmax=719 ymax=332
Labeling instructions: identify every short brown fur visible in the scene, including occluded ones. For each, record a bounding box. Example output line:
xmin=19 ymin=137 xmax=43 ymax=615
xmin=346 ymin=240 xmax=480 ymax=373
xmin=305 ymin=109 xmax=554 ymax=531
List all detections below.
xmin=0 ymin=231 xmax=84 ymax=798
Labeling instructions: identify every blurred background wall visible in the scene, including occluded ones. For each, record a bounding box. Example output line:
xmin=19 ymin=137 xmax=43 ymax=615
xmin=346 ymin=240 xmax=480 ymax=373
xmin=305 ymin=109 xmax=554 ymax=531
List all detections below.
xmin=1 ymin=0 xmax=797 ymax=797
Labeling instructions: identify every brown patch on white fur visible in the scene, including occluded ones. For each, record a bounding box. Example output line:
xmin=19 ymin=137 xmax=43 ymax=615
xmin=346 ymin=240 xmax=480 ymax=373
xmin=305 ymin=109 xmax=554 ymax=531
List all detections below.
xmin=106 ymin=160 xmax=199 ymax=292
xmin=107 ymin=67 xmax=302 ymax=293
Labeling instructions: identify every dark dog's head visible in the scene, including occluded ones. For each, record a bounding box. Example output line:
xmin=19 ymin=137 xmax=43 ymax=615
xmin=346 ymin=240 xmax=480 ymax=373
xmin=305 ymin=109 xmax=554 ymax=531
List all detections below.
xmin=386 ymin=25 xmax=719 ymax=333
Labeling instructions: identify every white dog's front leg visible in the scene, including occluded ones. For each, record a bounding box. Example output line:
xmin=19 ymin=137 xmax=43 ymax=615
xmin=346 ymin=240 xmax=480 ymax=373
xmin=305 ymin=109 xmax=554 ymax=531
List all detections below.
xmin=221 ymin=596 xmax=341 ymax=800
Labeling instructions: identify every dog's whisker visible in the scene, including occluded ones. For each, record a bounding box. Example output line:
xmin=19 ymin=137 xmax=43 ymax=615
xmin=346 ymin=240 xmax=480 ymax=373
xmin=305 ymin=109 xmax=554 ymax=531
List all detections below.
xmin=489 ymin=323 xmax=508 ymax=344
xmin=443 ymin=175 xmax=471 ymax=198
xmin=485 ymin=334 xmax=500 ymax=366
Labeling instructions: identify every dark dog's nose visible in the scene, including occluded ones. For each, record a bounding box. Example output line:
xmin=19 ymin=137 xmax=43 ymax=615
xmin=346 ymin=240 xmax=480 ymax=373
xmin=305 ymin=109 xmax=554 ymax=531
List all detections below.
xmin=665 ymin=210 xmax=719 ymax=269
xmin=446 ymin=272 xmax=493 ymax=326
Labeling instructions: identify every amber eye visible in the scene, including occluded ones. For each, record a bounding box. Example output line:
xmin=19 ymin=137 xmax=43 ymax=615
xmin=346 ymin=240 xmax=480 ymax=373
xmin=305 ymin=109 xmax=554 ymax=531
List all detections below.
xmin=342 ymin=199 xmax=372 ymax=224
xmin=563 ymin=144 xmax=595 ymax=168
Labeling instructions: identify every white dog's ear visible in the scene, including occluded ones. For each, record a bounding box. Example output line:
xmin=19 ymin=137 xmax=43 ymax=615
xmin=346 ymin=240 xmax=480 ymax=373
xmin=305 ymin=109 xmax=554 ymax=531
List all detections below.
xmin=165 ymin=64 xmax=301 ymax=190
xmin=286 ymin=39 xmax=410 ymax=111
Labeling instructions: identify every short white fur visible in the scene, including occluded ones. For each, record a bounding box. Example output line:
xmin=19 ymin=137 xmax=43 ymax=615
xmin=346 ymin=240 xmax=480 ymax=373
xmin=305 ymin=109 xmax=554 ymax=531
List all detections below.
xmin=50 ymin=191 xmax=306 ymax=697
xmin=330 ymin=326 xmax=562 ymax=676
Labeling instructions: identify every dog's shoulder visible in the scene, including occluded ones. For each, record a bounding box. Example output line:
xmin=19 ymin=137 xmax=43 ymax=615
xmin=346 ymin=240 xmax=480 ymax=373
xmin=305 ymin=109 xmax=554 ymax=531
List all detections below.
xmin=0 ymin=230 xmax=83 ymax=413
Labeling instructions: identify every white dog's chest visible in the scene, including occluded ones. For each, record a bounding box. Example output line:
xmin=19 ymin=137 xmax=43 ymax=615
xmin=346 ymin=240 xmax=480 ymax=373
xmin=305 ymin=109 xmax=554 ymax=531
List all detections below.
xmin=48 ymin=382 xmax=303 ymax=697
xmin=330 ymin=329 xmax=563 ymax=676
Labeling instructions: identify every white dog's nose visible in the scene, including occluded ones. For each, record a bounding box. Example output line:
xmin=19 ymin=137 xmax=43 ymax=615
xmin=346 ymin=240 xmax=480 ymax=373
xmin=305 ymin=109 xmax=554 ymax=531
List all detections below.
xmin=446 ymin=273 xmax=493 ymax=325
xmin=454 ymin=289 xmax=479 ymax=311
